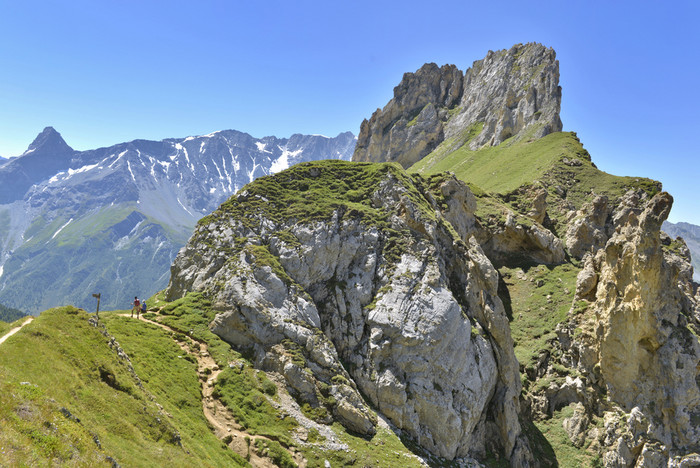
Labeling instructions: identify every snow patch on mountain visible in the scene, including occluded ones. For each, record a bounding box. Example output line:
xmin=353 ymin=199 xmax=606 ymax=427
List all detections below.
xmin=51 ymin=218 xmax=73 ymax=240
xmin=270 ymin=147 xmax=302 ymax=174
xmin=126 ymin=161 xmax=136 ymax=182
xmin=69 ymin=163 xmax=99 ymax=177
xmin=0 ymin=127 xmax=356 ymax=313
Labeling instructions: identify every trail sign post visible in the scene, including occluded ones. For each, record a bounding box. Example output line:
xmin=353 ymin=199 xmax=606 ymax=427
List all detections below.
xmin=92 ymin=293 xmax=101 ymax=318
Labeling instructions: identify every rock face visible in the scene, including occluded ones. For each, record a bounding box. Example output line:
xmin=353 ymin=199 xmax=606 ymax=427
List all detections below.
xmin=353 ymin=43 xmax=562 ymax=167
xmin=556 ymin=191 xmax=700 ymax=464
xmin=166 ymin=161 xmax=532 ymax=463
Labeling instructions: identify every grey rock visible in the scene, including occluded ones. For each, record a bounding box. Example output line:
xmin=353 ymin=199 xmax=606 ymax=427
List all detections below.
xmin=562 ymin=403 xmax=589 ymax=447
xmin=565 ymin=195 xmax=611 ymax=259
xmin=353 ymin=43 xmax=562 ymax=168
xmin=166 ymin=163 xmax=531 ymax=463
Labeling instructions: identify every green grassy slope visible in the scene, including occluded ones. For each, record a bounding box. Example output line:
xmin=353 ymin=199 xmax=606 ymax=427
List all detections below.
xmin=0 ymin=298 xmax=435 ymax=467
xmin=412 ymin=131 xmax=659 ymax=199
xmin=411 ymin=131 xmax=661 ymax=233
xmin=0 ymin=306 xmax=245 ymax=467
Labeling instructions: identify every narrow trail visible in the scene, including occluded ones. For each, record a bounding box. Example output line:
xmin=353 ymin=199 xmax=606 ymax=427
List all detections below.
xmin=118 ymin=313 xmax=306 ymax=467
xmin=0 ymin=317 xmax=34 ymax=346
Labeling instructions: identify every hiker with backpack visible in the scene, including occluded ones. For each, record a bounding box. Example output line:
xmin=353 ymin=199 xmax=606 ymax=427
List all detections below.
xmin=141 ymin=300 xmax=147 ymax=317
xmin=131 ymin=296 xmax=140 ymax=319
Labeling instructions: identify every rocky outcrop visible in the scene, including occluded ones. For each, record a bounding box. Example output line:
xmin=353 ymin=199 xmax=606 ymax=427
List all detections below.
xmin=353 ymin=43 xmax=562 ymax=168
xmin=565 ymin=194 xmax=612 ymax=258
xmin=482 ymin=212 xmax=566 ymax=266
xmin=353 ymin=63 xmax=463 ymax=167
xmin=167 ymin=161 xmax=532 ymax=463
xmin=553 ymin=191 xmax=700 ymax=465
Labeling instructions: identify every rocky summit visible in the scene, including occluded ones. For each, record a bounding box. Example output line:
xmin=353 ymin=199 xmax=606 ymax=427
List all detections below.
xmin=353 ymin=43 xmax=562 ymax=168
xmin=167 ymin=161 xmax=531 ymax=463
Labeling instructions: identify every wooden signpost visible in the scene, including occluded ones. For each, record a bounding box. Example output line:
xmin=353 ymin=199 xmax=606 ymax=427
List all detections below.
xmin=92 ymin=293 xmax=101 ymax=318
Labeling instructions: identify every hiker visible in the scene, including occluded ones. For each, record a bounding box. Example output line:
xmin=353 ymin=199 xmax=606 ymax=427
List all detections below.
xmin=131 ymin=296 xmax=140 ymax=318
xmin=141 ymin=300 xmax=147 ymax=317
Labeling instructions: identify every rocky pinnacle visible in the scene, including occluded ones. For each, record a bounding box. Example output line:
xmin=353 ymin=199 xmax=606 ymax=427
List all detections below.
xmin=353 ymin=42 xmax=562 ymax=167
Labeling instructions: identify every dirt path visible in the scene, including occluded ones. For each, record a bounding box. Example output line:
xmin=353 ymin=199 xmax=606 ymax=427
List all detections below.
xmin=0 ymin=317 xmax=34 ymax=346
xmin=118 ymin=313 xmax=305 ymax=467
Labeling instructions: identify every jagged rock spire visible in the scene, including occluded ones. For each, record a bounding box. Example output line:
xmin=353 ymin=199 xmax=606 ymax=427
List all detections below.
xmin=353 ymin=43 xmax=562 ymax=168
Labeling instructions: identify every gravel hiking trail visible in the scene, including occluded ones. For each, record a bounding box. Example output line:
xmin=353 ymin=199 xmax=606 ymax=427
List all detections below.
xmin=0 ymin=317 xmax=34 ymax=347
xmin=119 ymin=313 xmax=307 ymax=467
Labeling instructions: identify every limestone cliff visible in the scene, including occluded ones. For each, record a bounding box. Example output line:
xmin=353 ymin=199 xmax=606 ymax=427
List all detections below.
xmin=167 ymin=161 xmax=533 ymax=464
xmin=353 ymin=43 xmax=562 ymax=167
xmin=164 ymin=43 xmax=700 ymax=467
xmin=554 ymin=191 xmax=700 ymax=466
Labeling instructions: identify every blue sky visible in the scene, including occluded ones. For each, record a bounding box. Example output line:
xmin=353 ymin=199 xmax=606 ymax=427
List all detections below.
xmin=1 ymin=1 xmax=698 ymax=224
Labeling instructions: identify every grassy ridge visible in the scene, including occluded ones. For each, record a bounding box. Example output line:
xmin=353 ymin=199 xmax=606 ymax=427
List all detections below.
xmin=412 ymin=131 xmax=659 ymax=201
xmin=411 ymin=131 xmax=661 ymax=234
xmin=199 ymin=159 xmax=453 ymax=234
xmin=101 ymin=312 xmax=248 ymax=466
xmin=0 ymin=306 xmax=243 ymax=467
xmin=412 ymin=129 xmax=575 ymax=194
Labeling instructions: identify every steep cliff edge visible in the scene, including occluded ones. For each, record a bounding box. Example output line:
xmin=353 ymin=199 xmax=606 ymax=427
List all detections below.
xmin=166 ymin=160 xmax=533 ymax=464
xmin=549 ymin=191 xmax=700 ymax=466
xmin=353 ymin=43 xmax=562 ymax=168
xmin=352 ymin=42 xmax=699 ymax=466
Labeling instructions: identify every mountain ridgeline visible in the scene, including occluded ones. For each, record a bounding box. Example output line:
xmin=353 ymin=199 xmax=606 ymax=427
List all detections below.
xmin=663 ymin=221 xmax=700 ymax=282
xmin=0 ymin=128 xmax=356 ymax=313
xmin=353 ymin=43 xmax=562 ymax=168
xmin=166 ymin=43 xmax=700 ymax=466
xmin=1 ymin=43 xmax=699 ymax=467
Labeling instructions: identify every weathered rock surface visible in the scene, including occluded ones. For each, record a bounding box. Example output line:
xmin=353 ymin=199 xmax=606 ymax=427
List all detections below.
xmin=353 ymin=43 xmax=562 ymax=168
xmin=353 ymin=63 xmax=463 ymax=168
xmin=551 ymin=191 xmax=700 ymax=465
xmin=166 ymin=161 xmax=532 ymax=463
xmin=565 ymin=194 xmax=612 ymax=258
xmin=481 ymin=212 xmax=566 ymax=266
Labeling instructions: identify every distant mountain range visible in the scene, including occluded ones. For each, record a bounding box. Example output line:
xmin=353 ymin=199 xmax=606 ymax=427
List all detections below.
xmin=663 ymin=221 xmax=700 ymax=282
xmin=0 ymin=127 xmax=356 ymax=314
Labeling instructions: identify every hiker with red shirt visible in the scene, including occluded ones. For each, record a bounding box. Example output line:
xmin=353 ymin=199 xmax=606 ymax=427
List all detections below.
xmin=131 ymin=296 xmax=141 ymax=319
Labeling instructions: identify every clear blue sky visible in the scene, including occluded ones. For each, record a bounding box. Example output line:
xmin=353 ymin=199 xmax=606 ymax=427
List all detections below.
xmin=1 ymin=1 xmax=698 ymax=224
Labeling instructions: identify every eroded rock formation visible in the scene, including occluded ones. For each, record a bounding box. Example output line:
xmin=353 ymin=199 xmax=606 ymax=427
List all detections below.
xmin=166 ymin=161 xmax=533 ymax=464
xmin=353 ymin=43 xmax=562 ymax=168
xmin=551 ymin=191 xmax=700 ymax=465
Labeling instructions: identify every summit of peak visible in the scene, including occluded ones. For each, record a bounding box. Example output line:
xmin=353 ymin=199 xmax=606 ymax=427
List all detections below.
xmin=353 ymin=43 xmax=562 ymax=167
xmin=25 ymin=127 xmax=74 ymax=156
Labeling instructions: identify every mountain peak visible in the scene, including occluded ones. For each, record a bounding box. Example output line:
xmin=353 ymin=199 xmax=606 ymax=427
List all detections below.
xmin=353 ymin=42 xmax=562 ymax=167
xmin=26 ymin=126 xmax=73 ymax=155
